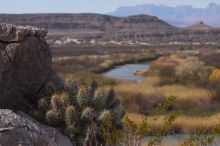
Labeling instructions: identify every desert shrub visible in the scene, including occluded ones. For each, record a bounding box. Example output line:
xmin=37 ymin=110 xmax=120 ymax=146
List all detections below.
xmin=200 ymin=52 xmax=220 ymax=68
xmin=118 ymin=89 xmax=164 ymax=115
xmin=68 ymin=71 xmax=117 ymax=86
xmin=161 ymin=84 xmax=213 ymax=110
xmin=180 ymin=125 xmax=220 ymax=146
xmin=124 ymin=116 xmax=150 ymax=146
xmin=209 ymin=67 xmax=220 ymax=100
xmin=175 ymin=58 xmax=211 ymax=86
xmin=149 ymin=57 xmax=178 ymax=84
xmin=35 ymin=80 xmax=124 ymax=146
xmin=124 ymin=96 xmax=179 ymax=146
xmin=79 ymin=55 xmax=89 ymax=62
xmin=209 ymin=68 xmax=220 ymax=82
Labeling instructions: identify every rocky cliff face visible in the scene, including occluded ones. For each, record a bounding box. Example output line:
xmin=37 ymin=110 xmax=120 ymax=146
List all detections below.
xmin=0 ymin=109 xmax=73 ymax=146
xmin=0 ymin=24 xmax=52 ymax=109
xmin=0 ymin=14 xmax=220 ymax=45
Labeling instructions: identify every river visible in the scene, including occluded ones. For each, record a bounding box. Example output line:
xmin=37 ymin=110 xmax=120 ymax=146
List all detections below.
xmin=143 ymin=134 xmax=220 ymax=146
xmin=103 ymin=63 xmax=149 ymax=81
xmin=103 ymin=63 xmax=220 ymax=145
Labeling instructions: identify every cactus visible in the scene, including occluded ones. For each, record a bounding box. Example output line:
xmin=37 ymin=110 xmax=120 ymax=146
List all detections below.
xmin=33 ymin=97 xmax=50 ymax=122
xmin=60 ymin=92 xmax=72 ymax=107
xmin=36 ymin=79 xmax=124 ymax=145
xmin=38 ymin=97 xmax=50 ymax=113
xmin=46 ymin=110 xmax=61 ymax=126
xmin=105 ymin=88 xmax=120 ymax=109
xmin=65 ymin=124 xmax=76 ymax=135
xmin=51 ymin=95 xmax=65 ymax=116
xmin=65 ymin=106 xmax=76 ymax=125
xmin=98 ymin=110 xmax=111 ymax=121
xmin=64 ymin=78 xmax=78 ymax=102
xmin=81 ymin=107 xmax=95 ymax=121
xmin=77 ymin=86 xmax=87 ymax=108
xmin=93 ymin=87 xmax=106 ymax=110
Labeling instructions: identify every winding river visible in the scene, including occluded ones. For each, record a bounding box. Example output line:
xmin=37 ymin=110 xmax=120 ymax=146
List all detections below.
xmin=103 ymin=63 xmax=149 ymax=81
xmin=103 ymin=63 xmax=220 ymax=145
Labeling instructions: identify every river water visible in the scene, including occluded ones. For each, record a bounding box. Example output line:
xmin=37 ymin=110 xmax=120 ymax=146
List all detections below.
xmin=143 ymin=134 xmax=220 ymax=146
xmin=103 ymin=63 xmax=149 ymax=81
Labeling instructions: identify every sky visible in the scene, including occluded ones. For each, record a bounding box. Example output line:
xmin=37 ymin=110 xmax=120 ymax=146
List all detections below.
xmin=0 ymin=0 xmax=219 ymax=14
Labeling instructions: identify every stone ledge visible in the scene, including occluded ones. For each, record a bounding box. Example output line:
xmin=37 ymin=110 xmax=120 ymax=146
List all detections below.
xmin=0 ymin=23 xmax=47 ymax=42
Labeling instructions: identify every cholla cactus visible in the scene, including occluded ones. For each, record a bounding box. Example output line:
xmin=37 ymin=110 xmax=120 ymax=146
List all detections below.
xmin=93 ymin=88 xmax=106 ymax=110
xmin=65 ymin=106 xmax=76 ymax=125
xmin=64 ymin=77 xmax=78 ymax=101
xmin=105 ymin=88 xmax=120 ymax=109
xmin=98 ymin=110 xmax=111 ymax=121
xmin=60 ymin=92 xmax=72 ymax=107
xmin=81 ymin=107 xmax=95 ymax=121
xmin=51 ymin=94 xmax=64 ymax=115
xmin=77 ymin=85 xmax=90 ymax=108
xmin=38 ymin=97 xmax=50 ymax=113
xmin=46 ymin=110 xmax=61 ymax=126
xmin=35 ymin=79 xmax=124 ymax=146
xmin=33 ymin=97 xmax=50 ymax=122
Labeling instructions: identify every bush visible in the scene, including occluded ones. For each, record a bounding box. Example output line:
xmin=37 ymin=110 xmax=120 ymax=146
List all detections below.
xmin=209 ymin=68 xmax=220 ymax=100
xmin=149 ymin=57 xmax=178 ymax=84
xmin=124 ymin=96 xmax=179 ymax=146
xmin=35 ymin=80 xmax=124 ymax=146
xmin=209 ymin=68 xmax=220 ymax=82
xmin=175 ymin=58 xmax=211 ymax=85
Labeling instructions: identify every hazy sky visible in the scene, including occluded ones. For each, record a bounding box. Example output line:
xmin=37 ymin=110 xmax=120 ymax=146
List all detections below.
xmin=0 ymin=0 xmax=219 ymax=14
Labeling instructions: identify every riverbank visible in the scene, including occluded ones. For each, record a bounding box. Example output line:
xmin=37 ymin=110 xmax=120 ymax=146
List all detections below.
xmin=113 ymin=51 xmax=220 ymax=137
xmin=128 ymin=112 xmax=220 ymax=134
xmin=52 ymin=49 xmax=159 ymax=75
xmin=142 ymin=134 xmax=220 ymax=146
xmin=92 ymin=53 xmax=158 ymax=73
xmin=53 ymin=45 xmax=220 ymax=137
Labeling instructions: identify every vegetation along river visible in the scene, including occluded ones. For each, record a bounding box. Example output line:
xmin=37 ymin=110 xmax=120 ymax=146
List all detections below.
xmin=104 ymin=63 xmax=220 ymax=145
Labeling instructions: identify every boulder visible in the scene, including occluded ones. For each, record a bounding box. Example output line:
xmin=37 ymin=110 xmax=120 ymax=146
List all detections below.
xmin=0 ymin=109 xmax=73 ymax=146
xmin=0 ymin=24 xmax=52 ymax=109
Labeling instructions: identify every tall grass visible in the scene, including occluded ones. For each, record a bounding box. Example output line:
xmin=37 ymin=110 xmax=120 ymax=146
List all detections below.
xmin=65 ymin=71 xmax=117 ymax=86
xmin=115 ymin=77 xmax=215 ymax=114
xmin=127 ymin=113 xmax=220 ymax=134
xmin=161 ymin=85 xmax=213 ymax=109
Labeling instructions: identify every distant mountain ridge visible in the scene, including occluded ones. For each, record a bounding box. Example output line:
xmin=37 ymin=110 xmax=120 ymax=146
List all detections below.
xmin=0 ymin=13 xmax=172 ymax=31
xmin=0 ymin=13 xmax=220 ymax=45
xmin=109 ymin=2 xmax=220 ymax=27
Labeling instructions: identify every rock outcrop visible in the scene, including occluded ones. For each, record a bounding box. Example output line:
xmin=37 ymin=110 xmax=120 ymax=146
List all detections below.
xmin=187 ymin=21 xmax=212 ymax=30
xmin=0 ymin=24 xmax=52 ymax=109
xmin=0 ymin=109 xmax=73 ymax=146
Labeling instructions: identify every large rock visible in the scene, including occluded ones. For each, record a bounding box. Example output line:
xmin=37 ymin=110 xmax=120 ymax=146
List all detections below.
xmin=0 ymin=24 xmax=52 ymax=109
xmin=0 ymin=109 xmax=73 ymax=146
